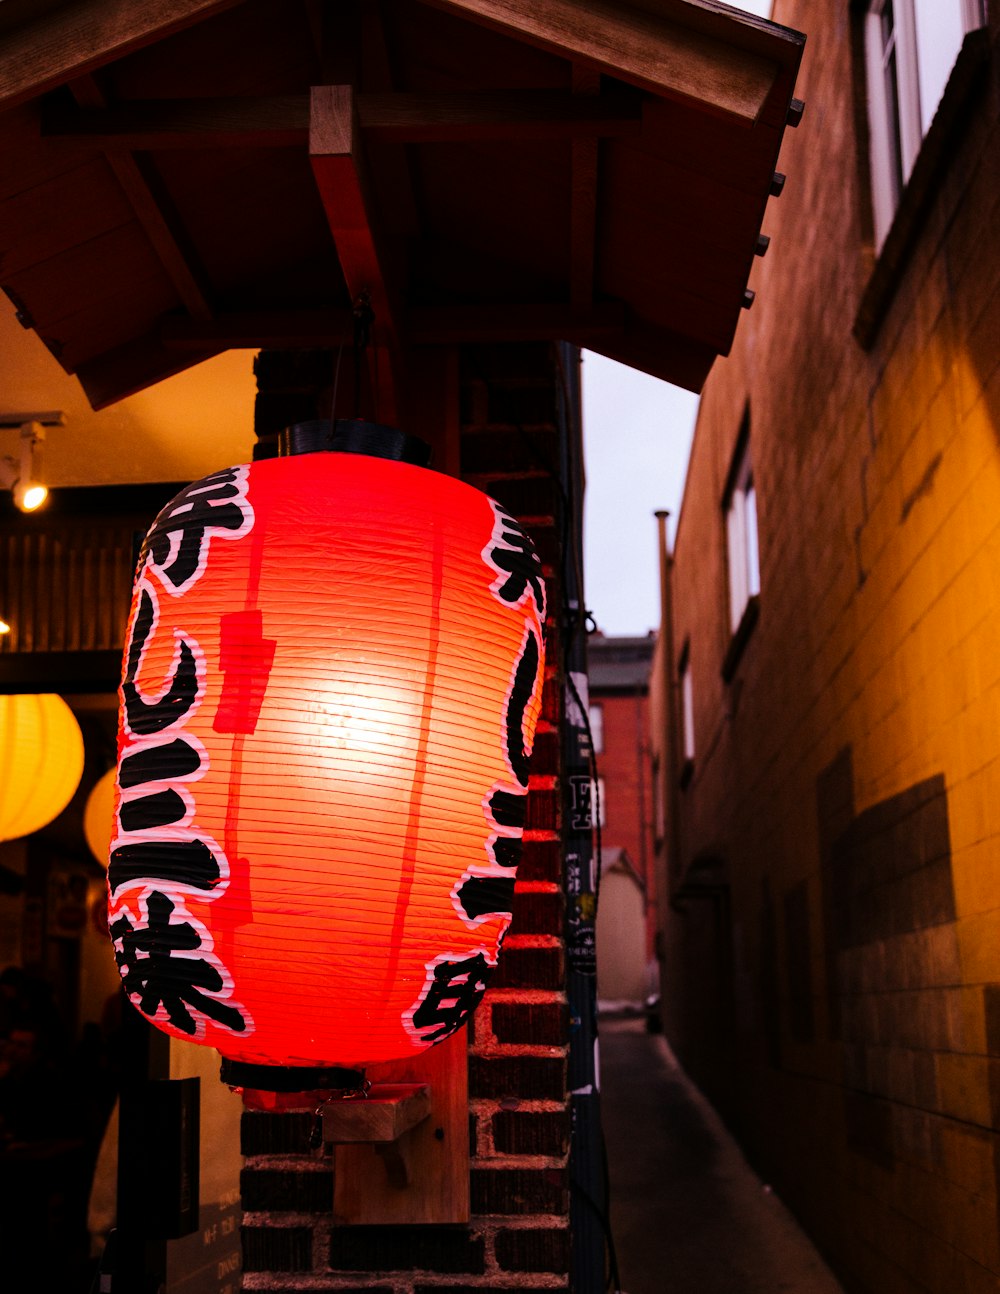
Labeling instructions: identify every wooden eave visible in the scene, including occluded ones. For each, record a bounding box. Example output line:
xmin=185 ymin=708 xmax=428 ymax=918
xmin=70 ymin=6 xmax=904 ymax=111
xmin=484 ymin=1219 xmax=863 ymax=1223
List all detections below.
xmin=0 ymin=0 xmax=804 ymax=413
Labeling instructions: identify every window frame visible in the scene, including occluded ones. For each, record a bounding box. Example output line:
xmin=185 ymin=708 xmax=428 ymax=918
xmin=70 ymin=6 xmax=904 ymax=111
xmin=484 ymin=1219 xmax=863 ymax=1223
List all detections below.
xmin=720 ymin=415 xmax=761 ymax=682
xmin=864 ymin=0 xmax=986 ymax=249
xmin=588 ymin=701 xmax=604 ymax=756
xmin=677 ymin=638 xmax=695 ymax=787
xmin=591 ymin=775 xmax=606 ymax=829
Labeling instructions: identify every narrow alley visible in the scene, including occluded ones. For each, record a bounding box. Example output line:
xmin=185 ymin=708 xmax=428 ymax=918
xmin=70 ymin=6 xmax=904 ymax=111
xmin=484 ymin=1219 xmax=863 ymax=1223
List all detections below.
xmin=601 ymin=1017 xmax=847 ymax=1294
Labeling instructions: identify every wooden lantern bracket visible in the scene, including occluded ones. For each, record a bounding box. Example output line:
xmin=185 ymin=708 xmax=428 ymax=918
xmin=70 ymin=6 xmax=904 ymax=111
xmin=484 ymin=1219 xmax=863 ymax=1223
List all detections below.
xmin=322 ymin=1082 xmax=432 ymax=1190
xmin=326 ymin=1029 xmax=470 ymax=1227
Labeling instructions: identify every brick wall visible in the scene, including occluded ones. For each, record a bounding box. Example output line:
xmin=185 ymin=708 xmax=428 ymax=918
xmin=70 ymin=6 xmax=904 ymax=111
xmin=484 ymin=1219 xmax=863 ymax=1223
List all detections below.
xmin=241 ymin=343 xmax=571 ymax=1291
xmin=662 ymin=4 xmax=1000 ymax=1292
xmin=592 ymin=690 xmax=653 ymax=886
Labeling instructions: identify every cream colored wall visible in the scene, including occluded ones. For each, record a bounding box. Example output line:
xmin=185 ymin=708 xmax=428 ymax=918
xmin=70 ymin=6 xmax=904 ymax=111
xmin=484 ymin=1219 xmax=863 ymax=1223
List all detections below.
xmin=664 ymin=1 xmax=1000 ymax=1288
xmin=0 ymin=297 xmax=256 ymax=486
xmin=596 ymin=868 xmax=647 ymax=1004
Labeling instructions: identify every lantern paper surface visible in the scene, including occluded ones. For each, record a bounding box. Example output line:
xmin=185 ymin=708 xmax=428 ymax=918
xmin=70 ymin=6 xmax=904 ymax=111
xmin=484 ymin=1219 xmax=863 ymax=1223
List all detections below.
xmin=109 ymin=453 xmax=545 ymax=1069
xmin=0 ymin=693 xmax=84 ymax=841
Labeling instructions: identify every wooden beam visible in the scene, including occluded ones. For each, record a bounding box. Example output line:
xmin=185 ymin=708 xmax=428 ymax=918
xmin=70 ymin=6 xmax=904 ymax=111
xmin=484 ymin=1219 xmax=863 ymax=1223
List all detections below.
xmin=309 ymin=84 xmax=400 ymax=424
xmin=0 ymin=0 xmax=247 ymax=111
xmin=161 ymin=310 xmax=355 ymax=349
xmin=75 ymin=330 xmax=224 ymax=410
xmin=41 ymin=89 xmax=642 ymax=149
xmin=408 ymin=301 xmax=626 ymax=345
xmin=570 ymin=66 xmax=600 ymax=307
xmin=41 ymin=96 xmax=311 ymax=150
xmin=358 ymin=88 xmax=642 ymax=141
xmin=104 ymin=156 xmax=214 ymax=320
xmin=159 ymin=302 xmax=626 ymax=349
xmin=416 ymin=0 xmax=779 ymax=125
xmin=69 ymin=77 xmax=214 ymax=322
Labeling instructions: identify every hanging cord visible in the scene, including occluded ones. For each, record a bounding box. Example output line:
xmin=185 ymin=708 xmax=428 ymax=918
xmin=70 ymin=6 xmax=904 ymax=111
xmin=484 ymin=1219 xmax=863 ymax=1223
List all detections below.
xmin=329 ymin=340 xmax=345 ymax=427
xmin=352 ymin=289 xmax=375 ymax=419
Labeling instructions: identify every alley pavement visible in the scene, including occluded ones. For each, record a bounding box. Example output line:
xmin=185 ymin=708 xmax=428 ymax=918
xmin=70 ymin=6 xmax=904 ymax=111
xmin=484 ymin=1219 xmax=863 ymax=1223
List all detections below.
xmin=599 ymin=1016 xmax=847 ymax=1294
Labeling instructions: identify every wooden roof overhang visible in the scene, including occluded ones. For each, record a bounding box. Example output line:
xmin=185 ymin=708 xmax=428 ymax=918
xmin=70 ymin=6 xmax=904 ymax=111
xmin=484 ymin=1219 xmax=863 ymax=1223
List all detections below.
xmin=0 ymin=0 xmax=804 ymax=418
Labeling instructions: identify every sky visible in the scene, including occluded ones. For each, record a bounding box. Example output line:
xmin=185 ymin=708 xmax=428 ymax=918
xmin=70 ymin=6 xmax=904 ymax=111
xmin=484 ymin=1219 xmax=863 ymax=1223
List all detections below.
xmin=581 ymin=353 xmax=697 ymax=637
xmin=580 ymin=0 xmax=774 ymax=639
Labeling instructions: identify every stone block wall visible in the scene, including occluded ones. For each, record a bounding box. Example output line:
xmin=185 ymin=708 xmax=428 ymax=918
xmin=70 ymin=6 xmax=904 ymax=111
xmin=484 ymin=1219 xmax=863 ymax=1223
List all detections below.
xmin=661 ymin=4 xmax=1000 ymax=1292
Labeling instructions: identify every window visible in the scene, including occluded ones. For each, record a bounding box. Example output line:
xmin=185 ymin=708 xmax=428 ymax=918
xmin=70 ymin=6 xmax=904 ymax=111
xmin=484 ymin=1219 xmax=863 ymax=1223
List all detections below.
xmin=865 ymin=0 xmax=986 ymax=248
xmin=677 ymin=640 xmax=695 ymax=783
xmin=588 ymin=702 xmax=604 ymax=755
xmin=724 ymin=432 xmax=760 ymax=637
xmin=591 ymin=776 xmax=606 ymax=829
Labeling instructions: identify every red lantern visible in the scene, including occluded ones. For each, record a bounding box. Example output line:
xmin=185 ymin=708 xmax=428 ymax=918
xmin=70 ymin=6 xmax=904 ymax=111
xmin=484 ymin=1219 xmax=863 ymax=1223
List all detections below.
xmin=108 ymin=432 xmax=545 ymax=1081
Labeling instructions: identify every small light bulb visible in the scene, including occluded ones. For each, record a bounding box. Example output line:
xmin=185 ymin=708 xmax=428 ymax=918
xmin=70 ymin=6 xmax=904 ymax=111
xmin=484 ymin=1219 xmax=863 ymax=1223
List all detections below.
xmin=15 ymin=482 xmax=48 ymax=512
xmin=0 ymin=619 xmax=10 ymax=635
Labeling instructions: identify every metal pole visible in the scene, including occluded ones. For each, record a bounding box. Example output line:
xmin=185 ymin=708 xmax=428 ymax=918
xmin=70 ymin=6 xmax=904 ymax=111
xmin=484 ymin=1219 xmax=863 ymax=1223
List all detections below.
xmin=556 ymin=344 xmax=609 ymax=1293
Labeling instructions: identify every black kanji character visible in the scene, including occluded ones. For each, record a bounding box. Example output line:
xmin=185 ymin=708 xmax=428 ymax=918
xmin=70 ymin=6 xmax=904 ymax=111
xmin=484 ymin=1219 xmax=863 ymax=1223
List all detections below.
xmin=504 ymin=628 xmax=540 ymax=788
xmin=489 ymin=836 xmax=521 ymax=869
xmin=488 ymin=788 xmax=526 ymax=830
xmin=110 ymin=891 xmax=246 ymax=1035
xmin=410 ymin=952 xmax=493 ymax=1042
xmin=455 ymin=875 xmax=516 ymax=922
xmin=118 ymin=788 xmax=187 ymax=834
xmin=143 ymin=468 xmax=250 ymax=592
xmin=120 ymin=737 xmax=202 ymax=788
xmin=487 ymin=510 xmax=546 ymax=619
xmin=122 ymin=587 xmax=199 ymax=736
xmin=108 ymin=838 xmax=221 ymax=896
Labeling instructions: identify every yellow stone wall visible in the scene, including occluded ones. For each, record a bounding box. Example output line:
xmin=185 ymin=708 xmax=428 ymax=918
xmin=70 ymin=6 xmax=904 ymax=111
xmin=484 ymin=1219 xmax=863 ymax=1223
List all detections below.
xmin=662 ymin=4 xmax=1000 ymax=1290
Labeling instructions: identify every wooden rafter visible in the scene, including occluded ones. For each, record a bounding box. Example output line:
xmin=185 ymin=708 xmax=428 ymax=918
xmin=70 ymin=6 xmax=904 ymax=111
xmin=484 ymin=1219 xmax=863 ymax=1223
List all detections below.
xmin=0 ymin=0 xmax=247 ymax=111
xmin=309 ymin=84 xmax=400 ymax=424
xmin=407 ymin=301 xmax=625 ymax=345
xmin=354 ymin=88 xmax=643 ymax=141
xmin=570 ymin=66 xmax=600 ymax=307
xmin=41 ymin=96 xmax=311 ymax=150
xmin=158 ymin=301 xmax=625 ymax=349
xmin=69 ymin=77 xmax=213 ymax=322
xmin=417 ymin=0 xmax=780 ymax=124
xmin=161 ymin=310 xmax=355 ymax=349
xmin=41 ymin=90 xmax=643 ymax=149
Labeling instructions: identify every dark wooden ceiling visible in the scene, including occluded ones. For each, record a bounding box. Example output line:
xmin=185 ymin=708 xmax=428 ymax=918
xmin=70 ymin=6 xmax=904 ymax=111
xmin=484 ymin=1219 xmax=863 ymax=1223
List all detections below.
xmin=0 ymin=0 xmax=804 ymax=414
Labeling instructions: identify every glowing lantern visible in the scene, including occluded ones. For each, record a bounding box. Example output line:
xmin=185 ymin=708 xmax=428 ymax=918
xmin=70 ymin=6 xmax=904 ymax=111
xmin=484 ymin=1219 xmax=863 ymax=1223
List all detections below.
xmin=109 ymin=431 xmax=545 ymax=1083
xmin=0 ymin=693 xmax=84 ymax=841
xmin=84 ymin=768 xmax=117 ymax=866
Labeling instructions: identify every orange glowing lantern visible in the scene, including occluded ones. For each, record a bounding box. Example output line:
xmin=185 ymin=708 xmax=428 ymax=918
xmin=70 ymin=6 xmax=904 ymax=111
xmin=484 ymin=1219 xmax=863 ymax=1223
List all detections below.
xmin=0 ymin=693 xmax=84 ymax=841
xmin=109 ymin=424 xmax=545 ymax=1086
xmin=84 ymin=768 xmax=117 ymax=867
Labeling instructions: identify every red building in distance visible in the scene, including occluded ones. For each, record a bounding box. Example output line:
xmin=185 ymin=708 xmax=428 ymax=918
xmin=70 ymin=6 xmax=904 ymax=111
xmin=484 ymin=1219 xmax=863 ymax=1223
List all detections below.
xmin=587 ymin=632 xmax=656 ymax=1005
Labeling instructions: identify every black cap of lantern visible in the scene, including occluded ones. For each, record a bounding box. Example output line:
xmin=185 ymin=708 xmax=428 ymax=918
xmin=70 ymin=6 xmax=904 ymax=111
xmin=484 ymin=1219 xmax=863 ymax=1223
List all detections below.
xmin=220 ymin=1057 xmax=366 ymax=1093
xmin=278 ymin=418 xmax=432 ymax=467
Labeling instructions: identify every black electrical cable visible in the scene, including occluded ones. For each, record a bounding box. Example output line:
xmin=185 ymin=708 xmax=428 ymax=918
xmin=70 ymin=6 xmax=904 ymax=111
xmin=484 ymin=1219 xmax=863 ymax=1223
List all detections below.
xmin=511 ymin=344 xmax=625 ymax=1292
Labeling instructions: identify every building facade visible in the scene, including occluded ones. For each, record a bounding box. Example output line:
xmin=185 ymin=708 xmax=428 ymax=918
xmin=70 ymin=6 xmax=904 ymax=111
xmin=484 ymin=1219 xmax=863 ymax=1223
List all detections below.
xmin=587 ymin=632 xmax=656 ymax=1006
xmin=657 ymin=3 xmax=1000 ymax=1291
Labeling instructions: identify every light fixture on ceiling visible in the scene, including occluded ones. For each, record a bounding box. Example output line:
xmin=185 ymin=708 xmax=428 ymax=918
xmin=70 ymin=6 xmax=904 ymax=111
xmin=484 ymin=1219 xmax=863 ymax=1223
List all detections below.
xmin=0 ymin=411 xmax=64 ymax=512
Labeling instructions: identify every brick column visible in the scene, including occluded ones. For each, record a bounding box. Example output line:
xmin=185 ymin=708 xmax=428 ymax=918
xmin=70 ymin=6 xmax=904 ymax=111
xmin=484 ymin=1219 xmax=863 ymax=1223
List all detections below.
xmin=240 ymin=343 xmax=572 ymax=1291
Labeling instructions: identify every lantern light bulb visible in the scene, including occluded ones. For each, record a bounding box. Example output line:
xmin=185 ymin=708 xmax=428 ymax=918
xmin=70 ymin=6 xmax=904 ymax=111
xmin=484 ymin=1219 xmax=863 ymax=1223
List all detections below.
xmin=0 ymin=619 xmax=9 ymax=635
xmin=15 ymin=481 xmax=47 ymax=512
